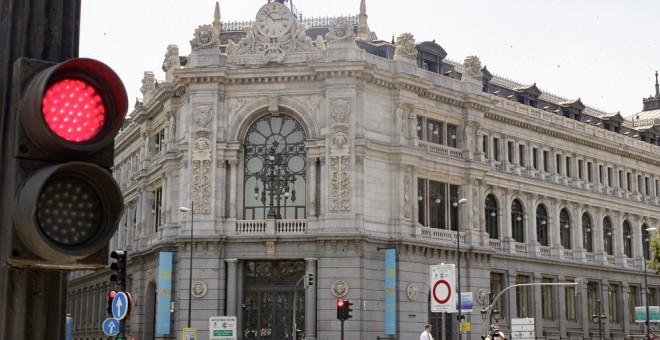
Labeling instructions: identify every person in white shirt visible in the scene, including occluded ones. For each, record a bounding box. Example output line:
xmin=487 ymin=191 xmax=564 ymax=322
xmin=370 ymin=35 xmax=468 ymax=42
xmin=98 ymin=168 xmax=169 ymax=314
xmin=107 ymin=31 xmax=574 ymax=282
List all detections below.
xmin=420 ymin=323 xmax=434 ymax=340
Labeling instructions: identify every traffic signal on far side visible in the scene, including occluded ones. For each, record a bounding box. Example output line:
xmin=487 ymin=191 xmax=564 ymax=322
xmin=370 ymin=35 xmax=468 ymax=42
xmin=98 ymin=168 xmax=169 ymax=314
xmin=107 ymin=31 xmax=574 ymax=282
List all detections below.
xmin=6 ymin=57 xmax=127 ymax=268
xmin=110 ymin=250 xmax=127 ymax=286
xmin=344 ymin=300 xmax=353 ymax=320
xmin=305 ymin=272 xmax=314 ymax=288
xmin=337 ymin=299 xmax=346 ymax=321
xmin=106 ymin=290 xmax=116 ymax=314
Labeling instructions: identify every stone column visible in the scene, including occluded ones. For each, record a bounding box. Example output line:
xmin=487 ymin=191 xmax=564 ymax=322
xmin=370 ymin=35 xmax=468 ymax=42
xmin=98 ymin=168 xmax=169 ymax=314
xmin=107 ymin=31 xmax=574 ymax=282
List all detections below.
xmin=622 ymin=283 xmax=631 ymax=336
xmin=307 ymin=157 xmax=317 ymax=218
xmin=305 ymin=258 xmax=318 ymax=340
xmin=574 ymin=204 xmax=586 ymax=262
xmin=225 ymin=259 xmax=238 ymax=317
xmin=217 ymin=161 xmax=227 ymax=219
xmin=532 ymin=273 xmax=543 ymax=337
xmin=228 ymin=160 xmax=237 ymax=219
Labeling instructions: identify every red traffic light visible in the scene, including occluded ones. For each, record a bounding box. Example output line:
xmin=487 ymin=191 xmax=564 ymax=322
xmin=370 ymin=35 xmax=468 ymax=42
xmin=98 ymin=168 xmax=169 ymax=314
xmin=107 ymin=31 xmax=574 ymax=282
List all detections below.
xmin=108 ymin=290 xmax=117 ymax=299
xmin=42 ymin=78 xmax=106 ymax=142
xmin=337 ymin=299 xmax=345 ymax=307
xmin=18 ymin=58 xmax=127 ymax=157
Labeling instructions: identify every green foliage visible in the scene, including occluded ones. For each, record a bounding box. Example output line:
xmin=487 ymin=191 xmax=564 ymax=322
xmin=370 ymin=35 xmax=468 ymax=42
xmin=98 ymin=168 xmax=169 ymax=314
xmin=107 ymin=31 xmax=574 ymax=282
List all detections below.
xmin=650 ymin=232 xmax=660 ymax=274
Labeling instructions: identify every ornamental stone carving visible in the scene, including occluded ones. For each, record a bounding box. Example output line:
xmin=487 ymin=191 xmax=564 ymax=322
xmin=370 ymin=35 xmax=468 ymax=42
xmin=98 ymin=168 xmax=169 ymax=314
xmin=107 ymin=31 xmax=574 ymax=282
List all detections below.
xmin=162 ymin=44 xmax=180 ymax=73
xmin=140 ymin=71 xmax=155 ymax=96
xmin=403 ymin=167 xmax=412 ymax=218
xmin=394 ymin=33 xmax=417 ymax=60
xmin=190 ymin=24 xmax=220 ymax=51
xmin=462 ymin=55 xmax=483 ymax=83
xmin=325 ymin=17 xmax=356 ymax=44
xmin=407 ymin=283 xmax=419 ymax=301
xmin=331 ymin=280 xmax=349 ymax=297
xmin=192 ymin=105 xmax=213 ymax=215
xmin=330 ymin=99 xmax=351 ymax=212
xmin=395 ymin=103 xmax=412 ymax=136
xmin=191 ymin=280 xmax=208 ymax=299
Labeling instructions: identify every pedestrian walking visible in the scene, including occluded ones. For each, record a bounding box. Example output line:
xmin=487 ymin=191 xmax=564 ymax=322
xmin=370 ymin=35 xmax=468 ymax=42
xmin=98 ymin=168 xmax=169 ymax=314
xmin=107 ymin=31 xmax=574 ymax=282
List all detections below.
xmin=420 ymin=323 xmax=434 ymax=340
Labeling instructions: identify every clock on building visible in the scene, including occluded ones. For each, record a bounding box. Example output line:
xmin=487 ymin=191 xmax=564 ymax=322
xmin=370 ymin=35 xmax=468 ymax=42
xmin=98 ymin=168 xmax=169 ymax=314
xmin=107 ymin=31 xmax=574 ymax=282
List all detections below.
xmin=255 ymin=2 xmax=294 ymax=38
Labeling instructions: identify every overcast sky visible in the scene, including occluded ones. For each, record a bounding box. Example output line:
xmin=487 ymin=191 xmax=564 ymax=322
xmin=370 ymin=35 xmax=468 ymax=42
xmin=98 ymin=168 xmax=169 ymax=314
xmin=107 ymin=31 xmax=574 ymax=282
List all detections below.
xmin=80 ymin=0 xmax=659 ymax=118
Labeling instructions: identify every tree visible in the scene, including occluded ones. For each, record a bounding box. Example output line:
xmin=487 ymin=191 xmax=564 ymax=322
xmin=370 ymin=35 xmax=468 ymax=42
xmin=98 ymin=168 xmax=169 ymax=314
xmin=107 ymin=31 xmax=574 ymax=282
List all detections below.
xmin=649 ymin=232 xmax=660 ymax=274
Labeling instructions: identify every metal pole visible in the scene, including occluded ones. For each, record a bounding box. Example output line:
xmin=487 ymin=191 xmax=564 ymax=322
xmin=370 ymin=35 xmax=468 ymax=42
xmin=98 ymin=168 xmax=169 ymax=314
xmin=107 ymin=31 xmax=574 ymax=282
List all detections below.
xmin=188 ymin=201 xmax=194 ymax=329
xmin=644 ymin=250 xmax=650 ymax=340
xmin=341 ymin=320 xmax=345 ymax=340
xmin=456 ymin=198 xmax=467 ymax=340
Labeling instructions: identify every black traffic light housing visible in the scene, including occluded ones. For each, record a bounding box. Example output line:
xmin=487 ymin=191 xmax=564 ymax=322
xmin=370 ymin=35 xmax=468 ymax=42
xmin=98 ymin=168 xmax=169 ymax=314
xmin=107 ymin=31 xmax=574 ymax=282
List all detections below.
xmin=5 ymin=57 xmax=127 ymax=269
xmin=337 ymin=299 xmax=346 ymax=321
xmin=305 ymin=271 xmax=314 ymax=288
xmin=344 ymin=300 xmax=353 ymax=320
xmin=110 ymin=250 xmax=128 ymax=286
xmin=106 ymin=290 xmax=116 ymax=314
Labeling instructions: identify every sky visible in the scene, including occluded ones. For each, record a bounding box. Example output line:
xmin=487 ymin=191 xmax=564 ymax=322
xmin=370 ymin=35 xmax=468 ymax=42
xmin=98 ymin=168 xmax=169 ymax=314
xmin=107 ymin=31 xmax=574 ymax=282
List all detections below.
xmin=80 ymin=0 xmax=659 ymax=118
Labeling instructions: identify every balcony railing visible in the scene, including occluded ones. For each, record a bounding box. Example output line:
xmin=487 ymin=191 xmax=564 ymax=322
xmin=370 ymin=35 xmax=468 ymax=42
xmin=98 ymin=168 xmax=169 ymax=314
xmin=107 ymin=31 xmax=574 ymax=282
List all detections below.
xmin=236 ymin=219 xmax=307 ymax=235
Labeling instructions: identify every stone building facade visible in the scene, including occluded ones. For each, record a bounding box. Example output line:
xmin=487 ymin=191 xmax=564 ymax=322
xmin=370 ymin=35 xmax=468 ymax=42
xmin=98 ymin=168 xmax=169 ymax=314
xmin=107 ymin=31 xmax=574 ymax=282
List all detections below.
xmin=68 ymin=1 xmax=660 ymax=339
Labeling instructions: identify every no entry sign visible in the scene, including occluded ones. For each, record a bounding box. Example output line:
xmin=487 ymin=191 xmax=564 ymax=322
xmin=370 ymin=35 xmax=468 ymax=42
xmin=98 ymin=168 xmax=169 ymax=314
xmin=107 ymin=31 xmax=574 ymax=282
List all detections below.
xmin=430 ymin=264 xmax=456 ymax=313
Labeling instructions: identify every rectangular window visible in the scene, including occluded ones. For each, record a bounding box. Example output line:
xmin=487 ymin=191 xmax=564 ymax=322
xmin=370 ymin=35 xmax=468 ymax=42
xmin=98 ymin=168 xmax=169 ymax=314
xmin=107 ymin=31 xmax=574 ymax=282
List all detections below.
xmin=587 ymin=162 xmax=593 ymax=182
xmin=578 ymin=160 xmax=584 ymax=180
xmin=599 ymin=165 xmax=604 ymax=185
xmin=638 ymin=174 xmax=643 ymax=192
xmin=493 ymin=138 xmax=500 ymax=161
xmin=516 ymin=275 xmax=530 ymax=318
xmin=483 ymin=136 xmax=489 ymax=159
xmin=541 ymin=278 xmax=553 ymax=319
xmin=427 ymin=119 xmax=444 ymax=145
xmin=508 ymin=141 xmax=514 ymax=164
xmin=543 ymin=151 xmax=549 ymax=172
xmin=556 ymin=154 xmax=562 ymax=175
xmin=650 ymin=288 xmax=658 ymax=307
xmin=645 ymin=177 xmax=650 ymax=195
xmin=607 ymin=167 xmax=613 ymax=187
xmin=416 ymin=116 xmax=424 ymax=140
xmin=152 ymin=186 xmax=163 ymax=232
xmin=628 ymin=286 xmax=638 ymax=322
xmin=619 ymin=170 xmax=624 ymax=189
xmin=656 ymin=179 xmax=659 ymax=198
xmin=519 ymin=145 xmax=525 ymax=166
xmin=565 ymin=157 xmax=571 ymax=178
xmin=447 ymin=124 xmax=457 ymax=148
xmin=490 ymin=273 xmax=504 ymax=317
xmin=532 ymin=148 xmax=539 ymax=170
xmin=156 ymin=129 xmax=165 ymax=153
xmin=418 ymin=178 xmax=460 ymax=231
xmin=565 ymin=281 xmax=576 ymax=320
xmin=608 ymin=284 xmax=619 ymax=322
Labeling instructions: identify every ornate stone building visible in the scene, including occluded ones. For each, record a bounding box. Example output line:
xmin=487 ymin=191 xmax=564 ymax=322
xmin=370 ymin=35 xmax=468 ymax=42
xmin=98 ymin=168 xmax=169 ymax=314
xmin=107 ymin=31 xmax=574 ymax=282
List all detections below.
xmin=68 ymin=1 xmax=660 ymax=339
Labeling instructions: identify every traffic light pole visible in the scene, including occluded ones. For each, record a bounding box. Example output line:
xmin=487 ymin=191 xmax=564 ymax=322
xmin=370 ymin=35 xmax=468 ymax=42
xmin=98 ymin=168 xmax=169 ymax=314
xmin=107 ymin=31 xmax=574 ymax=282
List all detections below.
xmin=0 ymin=1 xmax=81 ymax=338
xmin=341 ymin=320 xmax=345 ymax=340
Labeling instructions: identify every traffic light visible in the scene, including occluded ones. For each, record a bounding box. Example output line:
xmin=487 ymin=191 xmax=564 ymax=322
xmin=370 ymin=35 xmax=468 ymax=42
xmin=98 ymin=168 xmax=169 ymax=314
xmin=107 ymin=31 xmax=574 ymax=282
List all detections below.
xmin=110 ymin=250 xmax=127 ymax=286
xmin=6 ymin=57 xmax=127 ymax=268
xmin=305 ymin=272 xmax=315 ymax=288
xmin=106 ymin=290 xmax=117 ymax=314
xmin=337 ymin=299 xmax=346 ymax=321
xmin=344 ymin=300 xmax=353 ymax=320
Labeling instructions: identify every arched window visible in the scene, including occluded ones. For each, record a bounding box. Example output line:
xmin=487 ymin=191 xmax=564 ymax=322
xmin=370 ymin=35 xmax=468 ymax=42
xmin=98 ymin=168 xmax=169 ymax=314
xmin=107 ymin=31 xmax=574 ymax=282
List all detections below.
xmin=582 ymin=213 xmax=593 ymax=252
xmin=485 ymin=194 xmax=499 ymax=239
xmin=643 ymin=224 xmax=651 ymax=260
xmin=536 ymin=205 xmax=548 ymax=246
xmin=603 ymin=217 xmax=613 ymax=255
xmin=243 ymin=114 xmax=307 ymax=220
xmin=623 ymin=221 xmax=632 ymax=258
xmin=511 ymin=199 xmax=524 ymax=243
xmin=560 ymin=209 xmax=571 ymax=249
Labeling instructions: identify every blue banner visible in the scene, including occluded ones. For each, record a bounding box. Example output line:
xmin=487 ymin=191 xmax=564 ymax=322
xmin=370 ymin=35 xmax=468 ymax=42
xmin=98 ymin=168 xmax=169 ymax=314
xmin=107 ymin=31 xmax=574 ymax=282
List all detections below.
xmin=384 ymin=248 xmax=396 ymax=335
xmin=156 ymin=252 xmax=173 ymax=334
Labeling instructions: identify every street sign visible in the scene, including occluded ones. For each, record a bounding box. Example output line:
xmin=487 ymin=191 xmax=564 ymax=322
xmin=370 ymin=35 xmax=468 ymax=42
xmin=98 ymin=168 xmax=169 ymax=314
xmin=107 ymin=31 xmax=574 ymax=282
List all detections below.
xmin=102 ymin=318 xmax=120 ymax=336
xmin=635 ymin=306 xmax=660 ymax=323
xmin=430 ymin=264 xmax=456 ymax=313
xmin=210 ymin=316 xmax=237 ymax=340
xmin=112 ymin=292 xmax=130 ymax=320
xmin=183 ymin=327 xmax=197 ymax=340
xmin=511 ymin=318 xmax=535 ymax=340
xmin=650 ymin=331 xmax=657 ymax=340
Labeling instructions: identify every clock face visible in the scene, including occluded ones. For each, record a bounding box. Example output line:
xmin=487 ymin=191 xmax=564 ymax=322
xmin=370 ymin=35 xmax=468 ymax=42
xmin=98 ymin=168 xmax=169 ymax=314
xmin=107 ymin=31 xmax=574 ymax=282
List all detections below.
xmin=255 ymin=2 xmax=294 ymax=38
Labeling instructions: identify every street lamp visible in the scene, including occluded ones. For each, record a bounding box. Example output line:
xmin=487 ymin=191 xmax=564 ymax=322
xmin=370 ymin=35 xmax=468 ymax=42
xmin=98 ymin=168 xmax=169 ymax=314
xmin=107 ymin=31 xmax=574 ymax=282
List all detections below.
xmin=644 ymin=227 xmax=658 ymax=340
xmin=455 ymin=198 xmax=467 ymax=340
xmin=179 ymin=204 xmax=194 ymax=328
xmin=591 ymin=297 xmax=606 ymax=340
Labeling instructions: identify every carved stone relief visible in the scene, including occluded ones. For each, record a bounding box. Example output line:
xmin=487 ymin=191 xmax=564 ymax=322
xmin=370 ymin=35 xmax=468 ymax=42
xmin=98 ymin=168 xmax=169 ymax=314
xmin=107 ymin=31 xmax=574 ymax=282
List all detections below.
xmin=329 ymin=99 xmax=351 ymax=211
xmin=190 ymin=24 xmax=220 ymax=51
xmin=325 ymin=17 xmax=356 ymax=44
xmin=193 ymin=105 xmax=213 ymax=214
xmin=394 ymin=33 xmax=417 ymax=60
xmin=403 ymin=166 xmax=412 ymax=218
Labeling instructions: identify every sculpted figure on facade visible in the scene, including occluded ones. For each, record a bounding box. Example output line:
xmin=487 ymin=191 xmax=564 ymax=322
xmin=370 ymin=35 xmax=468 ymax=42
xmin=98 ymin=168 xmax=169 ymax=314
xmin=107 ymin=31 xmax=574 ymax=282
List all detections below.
xmin=167 ymin=113 xmax=176 ymax=142
xmin=395 ymin=104 xmax=411 ymax=135
xmin=162 ymin=44 xmax=181 ymax=73
xmin=190 ymin=24 xmax=220 ymax=51
xmin=462 ymin=55 xmax=483 ymax=83
xmin=394 ymin=33 xmax=417 ymax=60
xmin=464 ymin=123 xmax=474 ymax=151
xmin=325 ymin=17 xmax=356 ymax=44
xmin=140 ymin=71 xmax=156 ymax=96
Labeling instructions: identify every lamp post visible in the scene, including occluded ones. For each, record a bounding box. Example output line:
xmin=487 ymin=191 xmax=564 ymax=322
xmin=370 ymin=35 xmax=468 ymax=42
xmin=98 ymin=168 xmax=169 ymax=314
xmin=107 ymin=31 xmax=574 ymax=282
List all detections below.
xmin=179 ymin=204 xmax=194 ymax=329
xmin=644 ymin=227 xmax=658 ymax=340
xmin=592 ymin=297 xmax=606 ymax=340
xmin=455 ymin=198 xmax=467 ymax=340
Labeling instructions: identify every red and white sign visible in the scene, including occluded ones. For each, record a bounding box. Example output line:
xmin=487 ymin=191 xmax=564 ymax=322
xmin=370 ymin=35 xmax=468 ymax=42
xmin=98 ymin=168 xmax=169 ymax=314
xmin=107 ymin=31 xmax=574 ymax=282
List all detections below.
xmin=430 ymin=264 xmax=456 ymax=313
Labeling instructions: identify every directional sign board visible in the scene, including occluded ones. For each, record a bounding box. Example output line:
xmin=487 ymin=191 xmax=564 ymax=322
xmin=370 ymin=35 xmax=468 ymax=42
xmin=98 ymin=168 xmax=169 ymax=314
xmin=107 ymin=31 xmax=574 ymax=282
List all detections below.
xmin=112 ymin=292 xmax=130 ymax=320
xmin=102 ymin=318 xmax=120 ymax=336
xmin=430 ymin=264 xmax=456 ymax=313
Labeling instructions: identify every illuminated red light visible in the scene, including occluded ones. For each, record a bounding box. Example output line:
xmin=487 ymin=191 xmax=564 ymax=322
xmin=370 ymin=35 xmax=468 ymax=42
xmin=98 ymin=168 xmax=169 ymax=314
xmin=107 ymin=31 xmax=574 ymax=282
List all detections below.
xmin=337 ymin=299 xmax=344 ymax=307
xmin=108 ymin=291 xmax=116 ymax=298
xmin=42 ymin=78 xmax=106 ymax=142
